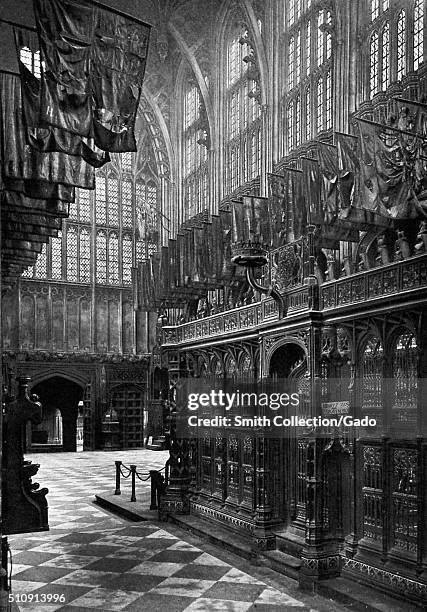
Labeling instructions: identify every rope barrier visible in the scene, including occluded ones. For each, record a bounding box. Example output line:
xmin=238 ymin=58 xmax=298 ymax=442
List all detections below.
xmin=113 ymin=459 xmax=169 ymax=502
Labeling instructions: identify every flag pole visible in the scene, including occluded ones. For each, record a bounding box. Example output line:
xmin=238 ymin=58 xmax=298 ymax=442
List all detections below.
xmin=356 ymin=116 xmax=427 ymax=141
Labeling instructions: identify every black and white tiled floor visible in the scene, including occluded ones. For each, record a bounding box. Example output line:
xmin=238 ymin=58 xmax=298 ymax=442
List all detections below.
xmin=8 ymin=451 xmax=348 ymax=611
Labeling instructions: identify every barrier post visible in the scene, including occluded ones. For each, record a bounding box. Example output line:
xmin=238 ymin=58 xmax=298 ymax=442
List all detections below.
xmin=130 ymin=465 xmax=137 ymax=502
xmin=114 ymin=461 xmax=122 ymax=495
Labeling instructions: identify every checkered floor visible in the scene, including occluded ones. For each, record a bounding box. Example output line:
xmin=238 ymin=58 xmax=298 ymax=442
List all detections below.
xmin=8 ymin=451 xmax=348 ymax=611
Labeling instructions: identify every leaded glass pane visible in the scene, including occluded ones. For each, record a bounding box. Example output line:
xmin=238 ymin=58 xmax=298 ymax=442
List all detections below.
xmin=317 ymin=10 xmax=324 ymax=67
xmin=414 ymin=0 xmax=424 ymax=71
xmin=95 ymin=175 xmax=107 ymax=225
xmin=295 ymin=95 xmax=301 ymax=147
xmin=35 ymin=243 xmax=47 ymax=278
xmin=122 ymin=180 xmax=133 ymax=227
xmin=397 ymin=11 xmax=406 ymax=81
xmin=370 ymin=31 xmax=379 ymax=97
xmin=326 ymin=70 xmax=332 ymax=129
xmin=108 ymin=232 xmax=119 ymax=284
xmin=79 ymin=228 xmax=91 ymax=283
xmin=317 ymin=77 xmax=323 ymax=133
xmin=66 ymin=226 xmax=78 ymax=282
xmin=306 ymin=20 xmax=311 ymax=76
xmin=79 ymin=189 xmax=91 ymax=223
xmin=96 ymin=230 xmax=107 ymax=283
xmin=381 ymin=22 xmax=390 ymax=90
xmin=306 ymin=86 xmax=311 ymax=140
xmin=121 ymin=151 xmax=133 ymax=173
xmin=22 ymin=266 xmax=33 ymax=278
xmin=295 ymin=30 xmax=301 ymax=84
xmin=289 ymin=36 xmax=295 ymax=88
xmin=122 ymin=234 xmax=133 ymax=284
xmin=108 ymin=176 xmax=119 ymax=226
xmin=288 ymin=100 xmax=295 ymax=150
xmin=371 ymin=0 xmax=379 ymax=21
xmin=51 ymin=231 xmax=62 ymax=280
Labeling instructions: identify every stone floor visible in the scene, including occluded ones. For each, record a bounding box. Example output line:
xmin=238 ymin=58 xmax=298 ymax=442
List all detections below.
xmin=8 ymin=450 xmax=350 ymax=611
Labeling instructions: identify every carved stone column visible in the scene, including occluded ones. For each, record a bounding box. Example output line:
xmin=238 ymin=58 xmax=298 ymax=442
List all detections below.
xmin=252 ymin=434 xmax=275 ymax=552
xmin=159 ymin=350 xmax=190 ymax=519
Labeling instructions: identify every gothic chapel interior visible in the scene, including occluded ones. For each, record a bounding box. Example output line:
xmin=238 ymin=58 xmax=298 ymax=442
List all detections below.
xmin=1 ymin=0 xmax=427 ymax=607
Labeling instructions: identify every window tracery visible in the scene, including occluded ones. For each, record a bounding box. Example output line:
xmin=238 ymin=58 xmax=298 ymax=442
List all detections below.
xmin=224 ymin=26 xmax=262 ymax=195
xmin=367 ymin=0 xmax=424 ymax=100
xmin=282 ymin=0 xmax=333 ymax=157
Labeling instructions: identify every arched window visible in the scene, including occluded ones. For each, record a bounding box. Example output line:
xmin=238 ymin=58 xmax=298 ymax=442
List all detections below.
xmin=96 ymin=230 xmax=107 ymax=284
xmin=371 ymin=0 xmax=380 ymax=21
xmin=225 ymin=28 xmax=262 ymax=195
xmin=182 ymin=82 xmax=208 ymax=220
xmin=414 ymin=0 xmax=424 ymax=71
xmin=95 ymin=175 xmax=107 ymax=225
xmin=51 ymin=231 xmax=62 ymax=280
xmin=121 ymin=151 xmax=134 ymax=173
xmin=79 ymin=228 xmax=91 ymax=283
xmin=370 ymin=31 xmax=379 ymax=97
xmin=135 ymin=179 xmax=158 ymax=262
xmin=397 ymin=10 xmax=406 ymax=81
xmin=34 ymin=243 xmax=47 ymax=278
xmin=282 ymin=2 xmax=333 ymax=156
xmin=305 ymin=86 xmax=311 ymax=140
xmin=78 ymin=189 xmax=91 ymax=223
xmin=122 ymin=234 xmax=133 ymax=285
xmin=288 ymin=100 xmax=295 ymax=151
xmin=381 ymin=22 xmax=390 ymax=90
xmin=122 ymin=179 xmax=133 ymax=228
xmin=317 ymin=77 xmax=324 ymax=133
xmin=108 ymin=175 xmax=119 ymax=226
xmin=66 ymin=226 xmax=78 ymax=282
xmin=289 ymin=37 xmax=295 ymax=89
xmin=295 ymin=95 xmax=301 ymax=147
xmin=108 ymin=232 xmax=119 ymax=284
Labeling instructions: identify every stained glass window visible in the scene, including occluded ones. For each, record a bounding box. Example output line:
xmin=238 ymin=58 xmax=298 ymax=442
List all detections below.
xmin=19 ymin=47 xmax=43 ymax=78
xmin=95 ymin=175 xmax=107 ymax=225
xmin=397 ymin=11 xmax=406 ymax=81
xmin=108 ymin=232 xmax=119 ymax=284
xmin=414 ymin=0 xmax=424 ymax=71
xmin=79 ymin=228 xmax=91 ymax=283
xmin=288 ymin=100 xmax=295 ymax=150
xmin=325 ymin=70 xmax=332 ymax=130
xmin=317 ymin=77 xmax=324 ymax=133
xmin=305 ymin=86 xmax=311 ymax=140
xmin=121 ymin=151 xmax=133 ymax=173
xmin=96 ymin=230 xmax=107 ymax=284
xmin=122 ymin=234 xmax=133 ymax=284
xmin=108 ymin=176 xmax=119 ymax=226
xmin=317 ymin=10 xmax=324 ymax=67
xmin=122 ymin=180 xmax=133 ymax=227
xmin=225 ymin=29 xmax=262 ymax=193
xmin=371 ymin=0 xmax=379 ymax=21
xmin=66 ymin=226 xmax=78 ymax=282
xmin=51 ymin=231 xmax=62 ymax=280
xmin=381 ymin=22 xmax=390 ymax=90
xmin=289 ymin=36 xmax=295 ymax=89
xmin=78 ymin=189 xmax=90 ymax=223
xmin=295 ymin=95 xmax=301 ymax=147
xmin=34 ymin=243 xmax=47 ymax=278
xmin=282 ymin=2 xmax=333 ymax=155
xmin=370 ymin=31 xmax=379 ymax=97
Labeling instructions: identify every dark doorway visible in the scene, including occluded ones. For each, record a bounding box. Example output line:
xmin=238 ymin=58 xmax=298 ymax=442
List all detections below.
xmin=31 ymin=377 xmax=84 ymax=452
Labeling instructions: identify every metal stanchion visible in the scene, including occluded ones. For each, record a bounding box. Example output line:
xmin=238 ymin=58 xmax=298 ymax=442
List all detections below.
xmin=130 ymin=465 xmax=137 ymax=502
xmin=114 ymin=461 xmax=122 ymax=495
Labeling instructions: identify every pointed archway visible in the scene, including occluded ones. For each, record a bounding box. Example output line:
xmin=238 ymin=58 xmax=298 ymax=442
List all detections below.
xmin=30 ymin=377 xmax=84 ymax=452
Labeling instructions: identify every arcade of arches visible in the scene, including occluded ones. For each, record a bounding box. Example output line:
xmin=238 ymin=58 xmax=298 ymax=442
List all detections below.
xmin=1 ymin=0 xmax=427 ymax=607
